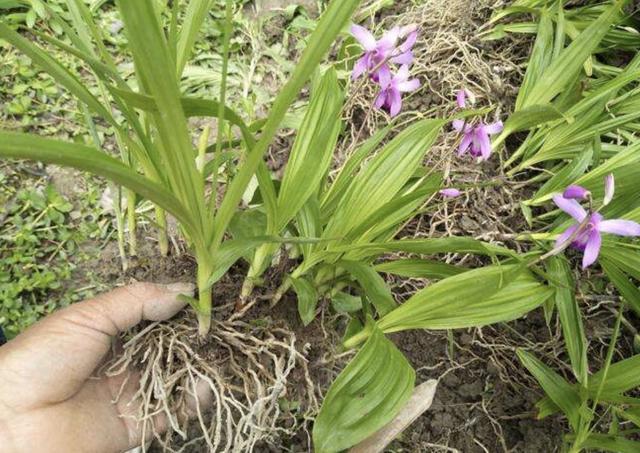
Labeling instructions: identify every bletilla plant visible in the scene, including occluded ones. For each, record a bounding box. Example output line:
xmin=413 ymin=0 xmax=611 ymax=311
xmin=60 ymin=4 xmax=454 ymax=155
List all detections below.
xmin=0 ymin=0 xmax=363 ymax=336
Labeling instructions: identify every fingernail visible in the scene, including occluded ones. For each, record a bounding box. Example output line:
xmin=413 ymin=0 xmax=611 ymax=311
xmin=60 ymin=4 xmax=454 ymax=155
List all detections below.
xmin=165 ymin=282 xmax=196 ymax=295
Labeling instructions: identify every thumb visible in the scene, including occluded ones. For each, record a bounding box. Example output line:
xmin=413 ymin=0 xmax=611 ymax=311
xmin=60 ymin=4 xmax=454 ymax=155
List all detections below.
xmin=0 ymin=282 xmax=194 ymax=410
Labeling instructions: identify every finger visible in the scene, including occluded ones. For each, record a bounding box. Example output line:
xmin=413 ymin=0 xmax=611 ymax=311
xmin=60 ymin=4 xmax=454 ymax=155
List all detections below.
xmin=0 ymin=282 xmax=194 ymax=410
xmin=104 ymin=373 xmax=213 ymax=451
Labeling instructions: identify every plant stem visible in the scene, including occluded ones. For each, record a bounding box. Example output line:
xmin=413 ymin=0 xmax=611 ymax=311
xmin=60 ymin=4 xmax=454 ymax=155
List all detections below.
xmin=196 ymin=260 xmax=213 ymax=336
xmin=343 ymin=324 xmax=372 ymax=350
xmin=112 ymin=185 xmax=128 ymax=271
xmin=197 ymin=286 xmax=212 ymax=336
xmin=126 ymin=188 xmax=137 ymax=256
xmin=156 ymin=206 xmax=169 ymax=256
xmin=241 ymin=243 xmax=272 ymax=301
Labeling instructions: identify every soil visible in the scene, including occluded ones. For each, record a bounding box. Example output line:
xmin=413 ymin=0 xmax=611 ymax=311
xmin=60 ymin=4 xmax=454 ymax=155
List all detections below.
xmin=389 ymin=323 xmax=564 ymax=452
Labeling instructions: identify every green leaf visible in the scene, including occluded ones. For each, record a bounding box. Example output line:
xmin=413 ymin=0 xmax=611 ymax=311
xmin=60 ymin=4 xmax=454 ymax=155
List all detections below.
xmin=0 ymin=132 xmax=198 ymax=237
xmin=299 ymin=237 xmax=513 ymax=276
xmin=579 ymin=434 xmax=640 ymax=453
xmin=502 ymin=104 xmax=565 ymax=137
xmin=334 ymin=237 xmax=513 ymax=262
xmin=546 ymin=257 xmax=588 ymax=384
xmin=176 ymin=0 xmax=213 ymax=75
xmin=296 ymin=197 xmax=322 ymax=260
xmin=109 ymin=87 xmax=256 ymax=146
xmin=291 ymin=277 xmax=319 ymax=326
xmin=521 ymin=0 xmax=625 ymax=109
xmin=277 ymin=68 xmax=343 ymax=231
xmin=601 ymin=259 xmax=640 ymax=316
xmin=206 ymin=235 xmax=326 ymax=289
xmin=323 ymin=119 xmax=444 ymax=241
xmin=116 ymin=0 xmax=205 ymax=227
xmin=377 ymin=264 xmax=551 ymax=333
xmin=515 ymin=11 xmax=554 ymax=110
xmin=345 ymin=174 xmax=442 ymax=244
xmin=375 ymin=259 xmax=465 ymax=279
xmin=331 ymin=292 xmax=362 ymax=313
xmin=212 ymin=0 xmax=363 ymax=248
xmin=339 ymin=261 xmax=396 ymax=317
xmin=517 ymin=349 xmax=581 ymax=430
xmin=529 ymin=146 xmax=593 ymax=204
xmin=313 ymin=326 xmax=415 ymax=453
xmin=537 ymin=354 xmax=640 ymax=418
xmin=321 ymin=126 xmax=391 ymax=216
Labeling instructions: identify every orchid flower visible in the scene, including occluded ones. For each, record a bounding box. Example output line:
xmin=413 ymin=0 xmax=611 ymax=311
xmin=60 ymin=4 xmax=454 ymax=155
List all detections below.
xmin=374 ymin=65 xmax=420 ymax=117
xmin=452 ymin=89 xmax=503 ymax=161
xmin=553 ymin=176 xmax=640 ymax=269
xmin=351 ymin=24 xmax=418 ymax=81
xmin=440 ymin=188 xmax=461 ymax=198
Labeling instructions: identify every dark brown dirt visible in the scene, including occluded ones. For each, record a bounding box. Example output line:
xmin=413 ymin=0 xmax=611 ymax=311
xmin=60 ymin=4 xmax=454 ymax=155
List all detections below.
xmin=388 ymin=320 xmax=564 ymax=453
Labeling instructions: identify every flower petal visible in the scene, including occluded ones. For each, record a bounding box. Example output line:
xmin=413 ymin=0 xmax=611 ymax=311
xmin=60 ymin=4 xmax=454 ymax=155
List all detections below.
xmin=555 ymin=224 xmax=578 ymax=249
xmin=439 ymin=188 xmax=461 ymax=198
xmin=351 ymin=24 xmax=377 ymax=51
xmin=374 ymin=90 xmax=387 ymax=110
xmin=351 ymin=55 xmax=369 ymax=80
xmin=399 ymin=30 xmax=418 ymax=52
xmin=456 ymin=89 xmax=466 ymax=108
xmin=394 ymin=64 xmax=411 ymax=83
xmin=378 ymin=26 xmax=400 ymax=50
xmin=377 ymin=65 xmax=392 ymax=88
xmin=582 ymin=230 xmax=602 ymax=269
xmin=563 ymin=185 xmax=590 ymax=200
xmin=484 ymin=121 xmax=504 ymax=135
xmin=452 ymin=119 xmax=465 ymax=132
xmin=598 ymin=219 xmax=640 ymax=237
xmin=458 ymin=132 xmax=473 ymax=156
xmin=476 ymin=127 xmax=492 ymax=161
xmin=552 ymin=195 xmax=587 ymax=222
xmin=390 ymin=50 xmax=413 ymax=65
xmin=603 ymin=173 xmax=615 ymax=206
xmin=396 ymin=78 xmax=420 ymax=92
xmin=389 ymin=89 xmax=403 ymax=117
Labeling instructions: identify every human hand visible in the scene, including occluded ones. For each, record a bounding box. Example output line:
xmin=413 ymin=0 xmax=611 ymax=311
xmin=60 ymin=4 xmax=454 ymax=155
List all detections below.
xmin=0 ymin=282 xmax=196 ymax=453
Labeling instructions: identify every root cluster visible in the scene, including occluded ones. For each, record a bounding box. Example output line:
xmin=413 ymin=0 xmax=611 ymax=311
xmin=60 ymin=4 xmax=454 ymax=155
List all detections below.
xmin=105 ymin=306 xmax=316 ymax=452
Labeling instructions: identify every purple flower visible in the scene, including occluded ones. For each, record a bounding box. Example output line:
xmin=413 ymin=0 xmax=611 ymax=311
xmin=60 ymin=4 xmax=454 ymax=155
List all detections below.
xmin=374 ymin=65 xmax=420 ymax=117
xmin=453 ymin=121 xmax=504 ymax=161
xmin=392 ymin=25 xmax=418 ymax=65
xmin=351 ymin=24 xmax=418 ymax=81
xmin=440 ymin=188 xmax=461 ymax=198
xmin=604 ymin=174 xmax=615 ymax=206
xmin=453 ymin=90 xmax=503 ymax=161
xmin=563 ymin=185 xmax=590 ymax=200
xmin=553 ymin=193 xmax=640 ymax=269
xmin=456 ymin=88 xmax=476 ymax=108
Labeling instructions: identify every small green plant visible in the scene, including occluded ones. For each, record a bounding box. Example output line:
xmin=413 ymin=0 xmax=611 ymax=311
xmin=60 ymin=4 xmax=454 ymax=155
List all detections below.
xmin=0 ymin=167 xmax=106 ymax=337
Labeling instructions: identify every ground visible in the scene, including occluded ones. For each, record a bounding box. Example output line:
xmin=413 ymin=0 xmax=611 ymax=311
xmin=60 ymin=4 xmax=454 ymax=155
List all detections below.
xmin=1 ymin=0 xmax=633 ymax=452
